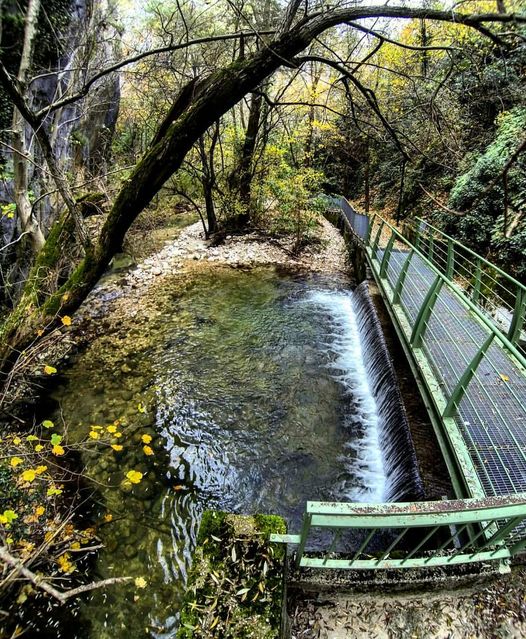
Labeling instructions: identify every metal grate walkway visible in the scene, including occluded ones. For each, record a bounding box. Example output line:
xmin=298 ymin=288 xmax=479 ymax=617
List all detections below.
xmin=378 ymin=247 xmax=526 ymax=500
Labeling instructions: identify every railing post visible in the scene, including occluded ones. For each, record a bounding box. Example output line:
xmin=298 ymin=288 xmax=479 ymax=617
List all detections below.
xmin=371 ymin=219 xmax=385 ymax=254
xmin=364 ymin=213 xmax=373 ymax=246
xmin=414 ymin=221 xmax=422 ymax=250
xmin=472 ymin=258 xmax=482 ymax=304
xmin=295 ymin=512 xmax=312 ymax=569
xmin=442 ymin=334 xmax=495 ymax=418
xmin=508 ymin=286 xmax=525 ymax=345
xmin=392 ymin=249 xmax=414 ymax=305
xmin=410 ymin=276 xmax=444 ymax=348
xmin=446 ymin=238 xmax=455 ymax=279
xmin=379 ymin=232 xmax=396 ymax=277
xmin=428 ymin=235 xmax=435 ymax=262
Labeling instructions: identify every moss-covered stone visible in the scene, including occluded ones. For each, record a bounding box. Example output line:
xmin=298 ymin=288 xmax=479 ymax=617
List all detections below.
xmin=178 ymin=511 xmax=287 ymax=639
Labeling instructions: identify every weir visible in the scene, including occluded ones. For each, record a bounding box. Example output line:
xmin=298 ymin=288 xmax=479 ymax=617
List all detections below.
xmin=352 ymin=282 xmax=423 ymax=503
xmin=307 ymin=286 xmax=422 ymax=504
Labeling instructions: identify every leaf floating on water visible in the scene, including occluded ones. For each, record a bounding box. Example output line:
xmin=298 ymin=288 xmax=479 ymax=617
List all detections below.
xmin=126 ymin=470 xmax=143 ymax=484
xmin=134 ymin=577 xmax=147 ymax=589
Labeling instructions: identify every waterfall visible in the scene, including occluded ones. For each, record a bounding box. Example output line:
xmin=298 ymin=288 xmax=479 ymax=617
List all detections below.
xmin=308 ymin=281 xmax=423 ymax=503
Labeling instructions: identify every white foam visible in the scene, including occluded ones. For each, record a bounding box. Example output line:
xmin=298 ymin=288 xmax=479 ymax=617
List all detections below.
xmin=307 ymin=291 xmax=388 ymax=502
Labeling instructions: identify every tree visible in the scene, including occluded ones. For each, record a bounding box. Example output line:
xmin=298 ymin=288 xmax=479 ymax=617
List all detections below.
xmin=0 ymin=3 xmax=524 ymax=382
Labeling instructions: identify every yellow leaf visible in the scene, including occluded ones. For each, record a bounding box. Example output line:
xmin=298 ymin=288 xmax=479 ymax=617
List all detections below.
xmin=173 ymin=485 xmax=184 ymax=491
xmin=143 ymin=445 xmax=154 ymax=456
xmin=35 ymin=506 xmax=45 ymax=517
xmin=125 ymin=470 xmax=143 ymax=484
xmin=134 ymin=577 xmax=147 ymax=588
xmin=35 ymin=444 xmax=44 ymax=452
xmin=10 ymin=457 xmax=23 ymax=468
xmin=91 ymin=425 xmax=104 ymax=431
xmin=52 ymin=445 xmax=65 ymax=456
xmin=141 ymin=434 xmax=152 ymax=444
xmin=13 ymin=437 xmax=22 ymax=445
xmin=61 ymin=315 xmax=72 ymax=326
xmin=62 ymin=292 xmax=70 ymax=302
xmin=111 ymin=444 xmax=123 ymax=451
xmin=21 ymin=469 xmax=36 ymax=483
xmin=137 ymin=403 xmax=146 ymax=414
xmin=37 ymin=329 xmax=44 ymax=336
xmin=6 ymin=537 xmax=13 ymax=545
xmin=114 ymin=432 xmax=123 ymax=438
xmin=57 ymin=553 xmax=75 ymax=574
xmin=107 ymin=425 xmax=117 ymax=434
xmin=47 ymin=487 xmax=62 ymax=496
xmin=89 ymin=431 xmax=100 ymax=440
xmin=42 ymin=420 xmax=54 ymax=429
xmin=499 ymin=373 xmax=510 ymax=382
xmin=104 ymin=513 xmax=113 ymax=522
xmin=43 ymin=365 xmax=57 ymax=375
xmin=35 ymin=465 xmax=47 ymax=475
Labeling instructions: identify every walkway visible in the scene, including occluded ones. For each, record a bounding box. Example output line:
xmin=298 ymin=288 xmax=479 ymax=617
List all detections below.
xmin=348 ymin=203 xmax=526 ymax=505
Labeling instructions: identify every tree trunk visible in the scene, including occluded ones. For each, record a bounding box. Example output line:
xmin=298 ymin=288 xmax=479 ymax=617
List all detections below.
xmin=237 ymin=91 xmax=263 ymax=216
xmin=12 ymin=0 xmax=45 ymax=253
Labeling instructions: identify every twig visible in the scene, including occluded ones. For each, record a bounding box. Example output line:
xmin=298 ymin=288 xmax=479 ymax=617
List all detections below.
xmin=0 ymin=546 xmax=132 ymax=603
xmin=419 ymin=184 xmax=464 ymax=216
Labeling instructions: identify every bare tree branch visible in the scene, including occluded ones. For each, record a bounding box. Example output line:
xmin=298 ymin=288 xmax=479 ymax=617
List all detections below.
xmin=34 ymin=31 xmax=276 ymax=119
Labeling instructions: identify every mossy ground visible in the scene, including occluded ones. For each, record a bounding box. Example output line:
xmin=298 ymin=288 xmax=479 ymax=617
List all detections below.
xmin=178 ymin=511 xmax=286 ymax=639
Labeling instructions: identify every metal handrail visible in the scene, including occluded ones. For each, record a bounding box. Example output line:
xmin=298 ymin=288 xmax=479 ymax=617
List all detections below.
xmin=271 ymin=494 xmax=526 ymax=571
xmin=414 ymin=217 xmax=526 ymax=296
xmin=369 ymin=213 xmax=526 ymax=371
xmin=402 ymin=216 xmax=526 ymax=345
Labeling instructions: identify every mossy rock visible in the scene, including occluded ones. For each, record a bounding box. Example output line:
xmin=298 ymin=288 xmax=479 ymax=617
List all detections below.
xmin=178 ymin=511 xmax=286 ymax=638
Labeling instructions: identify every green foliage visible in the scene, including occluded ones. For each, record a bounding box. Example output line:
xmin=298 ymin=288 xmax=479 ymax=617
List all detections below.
xmin=263 ymin=160 xmax=323 ymax=249
xmin=445 ymin=108 xmax=526 ymax=278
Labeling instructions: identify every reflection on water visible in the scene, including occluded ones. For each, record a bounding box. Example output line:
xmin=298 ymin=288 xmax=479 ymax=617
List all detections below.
xmin=42 ymin=266 xmax=389 ymax=638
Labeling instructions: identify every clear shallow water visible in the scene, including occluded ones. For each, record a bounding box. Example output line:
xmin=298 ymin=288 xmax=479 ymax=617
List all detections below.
xmin=41 ymin=266 xmax=390 ymax=638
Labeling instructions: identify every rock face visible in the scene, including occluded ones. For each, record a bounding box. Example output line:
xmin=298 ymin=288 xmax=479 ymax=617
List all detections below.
xmin=0 ymin=0 xmax=121 ymax=250
xmin=0 ymin=0 xmax=121 ymax=300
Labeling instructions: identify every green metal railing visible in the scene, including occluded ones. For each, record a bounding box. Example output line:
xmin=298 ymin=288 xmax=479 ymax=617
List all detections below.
xmin=271 ymin=495 xmax=526 ymax=572
xmin=271 ymin=202 xmax=526 ymax=572
xmin=365 ymin=211 xmax=526 ymax=501
xmin=403 ymin=217 xmax=526 ymax=346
